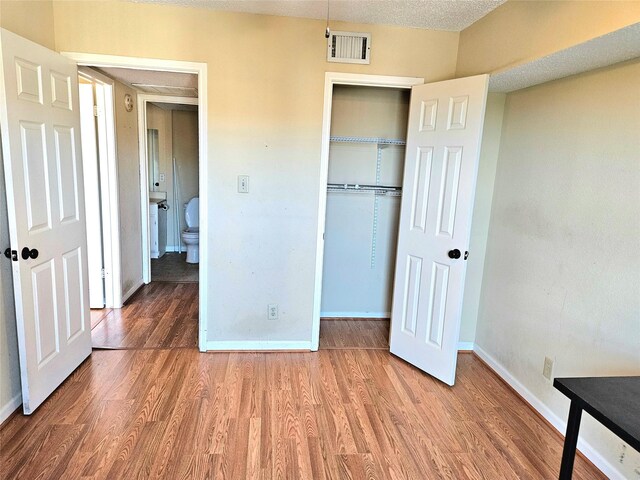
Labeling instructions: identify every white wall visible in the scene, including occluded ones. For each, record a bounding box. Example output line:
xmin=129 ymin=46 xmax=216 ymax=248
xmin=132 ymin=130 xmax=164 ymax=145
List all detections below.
xmin=0 ymin=142 xmax=22 ymax=422
xmin=476 ymin=59 xmax=640 ymax=478
xmin=146 ymin=103 xmax=175 ymax=245
xmin=114 ymin=81 xmax=143 ymax=300
xmin=321 ymin=86 xmax=408 ymax=317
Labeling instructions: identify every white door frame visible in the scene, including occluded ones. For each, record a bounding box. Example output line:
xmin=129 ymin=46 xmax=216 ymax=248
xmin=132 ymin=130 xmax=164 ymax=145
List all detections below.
xmin=61 ymin=53 xmax=209 ymax=352
xmin=137 ymin=93 xmax=198 ymax=284
xmin=77 ymin=67 xmax=121 ymax=308
xmin=311 ymin=72 xmax=424 ymax=351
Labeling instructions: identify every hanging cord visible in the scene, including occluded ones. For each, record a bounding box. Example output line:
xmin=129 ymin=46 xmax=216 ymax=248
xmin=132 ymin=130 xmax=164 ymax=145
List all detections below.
xmin=325 ymin=0 xmax=331 ymax=38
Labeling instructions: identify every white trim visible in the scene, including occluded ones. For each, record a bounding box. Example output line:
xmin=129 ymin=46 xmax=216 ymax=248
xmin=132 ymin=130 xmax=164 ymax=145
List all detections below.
xmin=205 ymin=341 xmax=312 ymax=351
xmin=474 ymin=344 xmax=623 ymax=480
xmin=457 ymin=342 xmax=474 ymax=351
xmin=121 ymin=279 xmax=144 ymax=304
xmin=0 ymin=393 xmax=22 ymax=424
xmin=311 ymin=72 xmax=424 ymax=351
xmin=62 ymin=53 xmax=209 ymax=352
xmin=320 ymin=311 xmax=390 ymax=318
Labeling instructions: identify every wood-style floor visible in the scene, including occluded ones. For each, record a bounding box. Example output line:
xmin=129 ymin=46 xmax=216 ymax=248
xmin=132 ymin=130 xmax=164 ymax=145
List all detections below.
xmin=319 ymin=318 xmax=389 ymax=349
xmin=91 ymin=282 xmax=198 ymax=349
xmin=8 ymin=287 xmax=602 ymax=478
xmin=0 ymin=350 xmax=604 ymax=479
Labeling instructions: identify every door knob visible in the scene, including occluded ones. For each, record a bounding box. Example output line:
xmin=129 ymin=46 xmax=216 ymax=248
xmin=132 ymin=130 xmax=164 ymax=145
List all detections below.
xmin=4 ymin=248 xmax=17 ymax=261
xmin=21 ymin=247 xmax=39 ymax=260
xmin=448 ymin=249 xmax=461 ymax=259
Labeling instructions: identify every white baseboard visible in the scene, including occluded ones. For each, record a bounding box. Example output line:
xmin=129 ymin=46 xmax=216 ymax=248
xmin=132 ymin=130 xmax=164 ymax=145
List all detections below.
xmin=320 ymin=311 xmax=391 ymax=318
xmin=205 ymin=340 xmax=312 ymax=351
xmin=0 ymin=393 xmax=22 ymax=424
xmin=122 ymin=279 xmax=144 ymax=304
xmin=165 ymin=245 xmax=183 ymax=253
xmin=457 ymin=341 xmax=474 ymax=351
xmin=473 ymin=344 xmax=624 ymax=480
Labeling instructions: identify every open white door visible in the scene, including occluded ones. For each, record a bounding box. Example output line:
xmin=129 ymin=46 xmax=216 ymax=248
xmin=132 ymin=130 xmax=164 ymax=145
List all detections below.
xmin=78 ymin=80 xmax=106 ymax=308
xmin=390 ymin=74 xmax=488 ymax=386
xmin=0 ymin=29 xmax=92 ymax=413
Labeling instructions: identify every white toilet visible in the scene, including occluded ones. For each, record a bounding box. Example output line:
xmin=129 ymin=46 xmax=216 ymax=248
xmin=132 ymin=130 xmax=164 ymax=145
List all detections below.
xmin=181 ymin=197 xmax=199 ymax=263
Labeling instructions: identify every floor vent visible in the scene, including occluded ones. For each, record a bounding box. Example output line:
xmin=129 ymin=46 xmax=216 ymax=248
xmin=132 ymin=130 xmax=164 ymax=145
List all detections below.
xmin=327 ymin=31 xmax=371 ymax=64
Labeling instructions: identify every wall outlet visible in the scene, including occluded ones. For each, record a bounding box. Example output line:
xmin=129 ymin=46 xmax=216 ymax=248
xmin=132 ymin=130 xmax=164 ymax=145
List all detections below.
xmin=543 ymin=356 xmax=554 ymax=381
xmin=268 ymin=304 xmax=278 ymax=320
xmin=238 ymin=175 xmax=249 ymax=193
xmin=159 ymin=173 xmax=165 ymax=182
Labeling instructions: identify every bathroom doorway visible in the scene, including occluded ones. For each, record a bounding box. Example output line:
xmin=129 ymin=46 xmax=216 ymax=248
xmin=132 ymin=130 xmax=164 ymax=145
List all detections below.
xmin=145 ymin=100 xmax=200 ymax=283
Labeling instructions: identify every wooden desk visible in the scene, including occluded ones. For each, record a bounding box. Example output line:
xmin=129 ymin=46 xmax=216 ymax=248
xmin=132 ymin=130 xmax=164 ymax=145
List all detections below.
xmin=554 ymin=376 xmax=640 ymax=479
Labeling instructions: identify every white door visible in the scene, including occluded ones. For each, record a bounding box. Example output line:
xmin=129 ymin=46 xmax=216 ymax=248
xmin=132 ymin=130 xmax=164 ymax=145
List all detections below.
xmin=79 ymin=80 xmax=106 ymax=308
xmin=389 ymin=74 xmax=489 ymax=386
xmin=0 ymin=29 xmax=92 ymax=413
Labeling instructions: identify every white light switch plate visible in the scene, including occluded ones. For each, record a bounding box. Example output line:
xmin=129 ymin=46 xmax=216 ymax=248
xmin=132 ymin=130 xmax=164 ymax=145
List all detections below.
xmin=238 ymin=175 xmax=249 ymax=193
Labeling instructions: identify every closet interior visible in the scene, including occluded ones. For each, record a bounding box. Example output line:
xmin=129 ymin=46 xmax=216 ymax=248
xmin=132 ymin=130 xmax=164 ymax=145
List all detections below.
xmin=320 ymin=85 xmax=410 ymax=348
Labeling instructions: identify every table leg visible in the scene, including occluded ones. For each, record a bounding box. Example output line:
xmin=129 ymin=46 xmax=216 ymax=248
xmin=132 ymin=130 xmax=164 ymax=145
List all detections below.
xmin=559 ymin=401 xmax=583 ymax=479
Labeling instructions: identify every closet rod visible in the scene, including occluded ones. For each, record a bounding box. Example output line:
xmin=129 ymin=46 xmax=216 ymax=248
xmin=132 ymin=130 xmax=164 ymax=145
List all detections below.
xmin=327 ymin=183 xmax=402 ymax=192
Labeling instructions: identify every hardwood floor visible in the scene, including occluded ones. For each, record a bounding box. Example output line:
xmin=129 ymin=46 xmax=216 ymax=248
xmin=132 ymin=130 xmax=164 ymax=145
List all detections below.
xmin=91 ymin=282 xmax=198 ymax=349
xmin=0 ymin=349 xmax=604 ymax=479
xmin=319 ymin=318 xmax=389 ymax=349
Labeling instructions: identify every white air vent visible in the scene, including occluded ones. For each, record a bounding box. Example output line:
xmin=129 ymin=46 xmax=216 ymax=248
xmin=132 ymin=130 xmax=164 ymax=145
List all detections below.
xmin=327 ymin=31 xmax=371 ymax=64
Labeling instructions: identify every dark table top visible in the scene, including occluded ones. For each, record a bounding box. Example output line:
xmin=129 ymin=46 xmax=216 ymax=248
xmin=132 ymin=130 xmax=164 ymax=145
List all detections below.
xmin=554 ymin=376 xmax=640 ymax=452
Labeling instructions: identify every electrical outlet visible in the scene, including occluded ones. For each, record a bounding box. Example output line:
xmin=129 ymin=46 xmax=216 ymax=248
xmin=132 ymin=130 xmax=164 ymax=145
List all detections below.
xmin=159 ymin=173 xmax=165 ymax=182
xmin=543 ymin=357 xmax=554 ymax=380
xmin=268 ymin=304 xmax=278 ymax=320
xmin=238 ymin=175 xmax=249 ymax=193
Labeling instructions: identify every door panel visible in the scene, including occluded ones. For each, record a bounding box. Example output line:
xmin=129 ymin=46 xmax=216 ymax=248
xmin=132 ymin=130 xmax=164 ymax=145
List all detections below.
xmin=0 ymin=28 xmax=92 ymax=414
xmin=390 ymin=74 xmax=488 ymax=386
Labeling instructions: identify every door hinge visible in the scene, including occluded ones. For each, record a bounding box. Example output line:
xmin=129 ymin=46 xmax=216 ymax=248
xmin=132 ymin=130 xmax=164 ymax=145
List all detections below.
xmin=93 ymin=105 xmax=98 ymax=117
xmin=101 ymin=268 xmax=106 ymax=278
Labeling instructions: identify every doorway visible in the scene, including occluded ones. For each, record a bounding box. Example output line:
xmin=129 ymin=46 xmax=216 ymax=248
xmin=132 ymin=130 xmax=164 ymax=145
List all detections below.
xmin=143 ymin=99 xmax=200 ymax=283
xmin=65 ymin=53 xmax=209 ymax=352
xmin=312 ymin=73 xmax=423 ymax=351
xmin=318 ymin=84 xmax=410 ymax=350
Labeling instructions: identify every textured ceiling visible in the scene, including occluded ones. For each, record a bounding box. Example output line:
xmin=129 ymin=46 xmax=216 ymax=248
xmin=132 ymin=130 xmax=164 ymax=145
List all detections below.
xmin=130 ymin=0 xmax=506 ymax=31
xmin=489 ymin=22 xmax=640 ymax=92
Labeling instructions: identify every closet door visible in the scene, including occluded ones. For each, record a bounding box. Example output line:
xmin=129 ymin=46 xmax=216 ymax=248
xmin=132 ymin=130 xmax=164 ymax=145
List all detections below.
xmin=389 ymin=74 xmax=488 ymax=386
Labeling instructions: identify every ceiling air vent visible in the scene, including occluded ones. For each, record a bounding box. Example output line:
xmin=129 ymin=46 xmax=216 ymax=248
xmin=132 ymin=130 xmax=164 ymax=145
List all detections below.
xmin=327 ymin=31 xmax=371 ymax=65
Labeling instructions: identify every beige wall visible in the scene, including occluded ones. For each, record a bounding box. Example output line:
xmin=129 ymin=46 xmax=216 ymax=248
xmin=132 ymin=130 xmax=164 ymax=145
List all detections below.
xmin=113 ymin=81 xmax=142 ymax=298
xmin=456 ymin=1 xmax=640 ymax=77
xmin=52 ymin=1 xmax=460 ymax=344
xmin=0 ymin=0 xmax=55 ymax=50
xmin=0 ymin=146 xmax=22 ymax=421
xmin=172 ymin=109 xmax=199 ymax=242
xmin=476 ymin=59 xmax=640 ymax=477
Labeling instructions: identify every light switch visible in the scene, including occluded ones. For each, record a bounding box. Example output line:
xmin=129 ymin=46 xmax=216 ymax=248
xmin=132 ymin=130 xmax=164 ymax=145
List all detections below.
xmin=238 ymin=175 xmax=249 ymax=193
